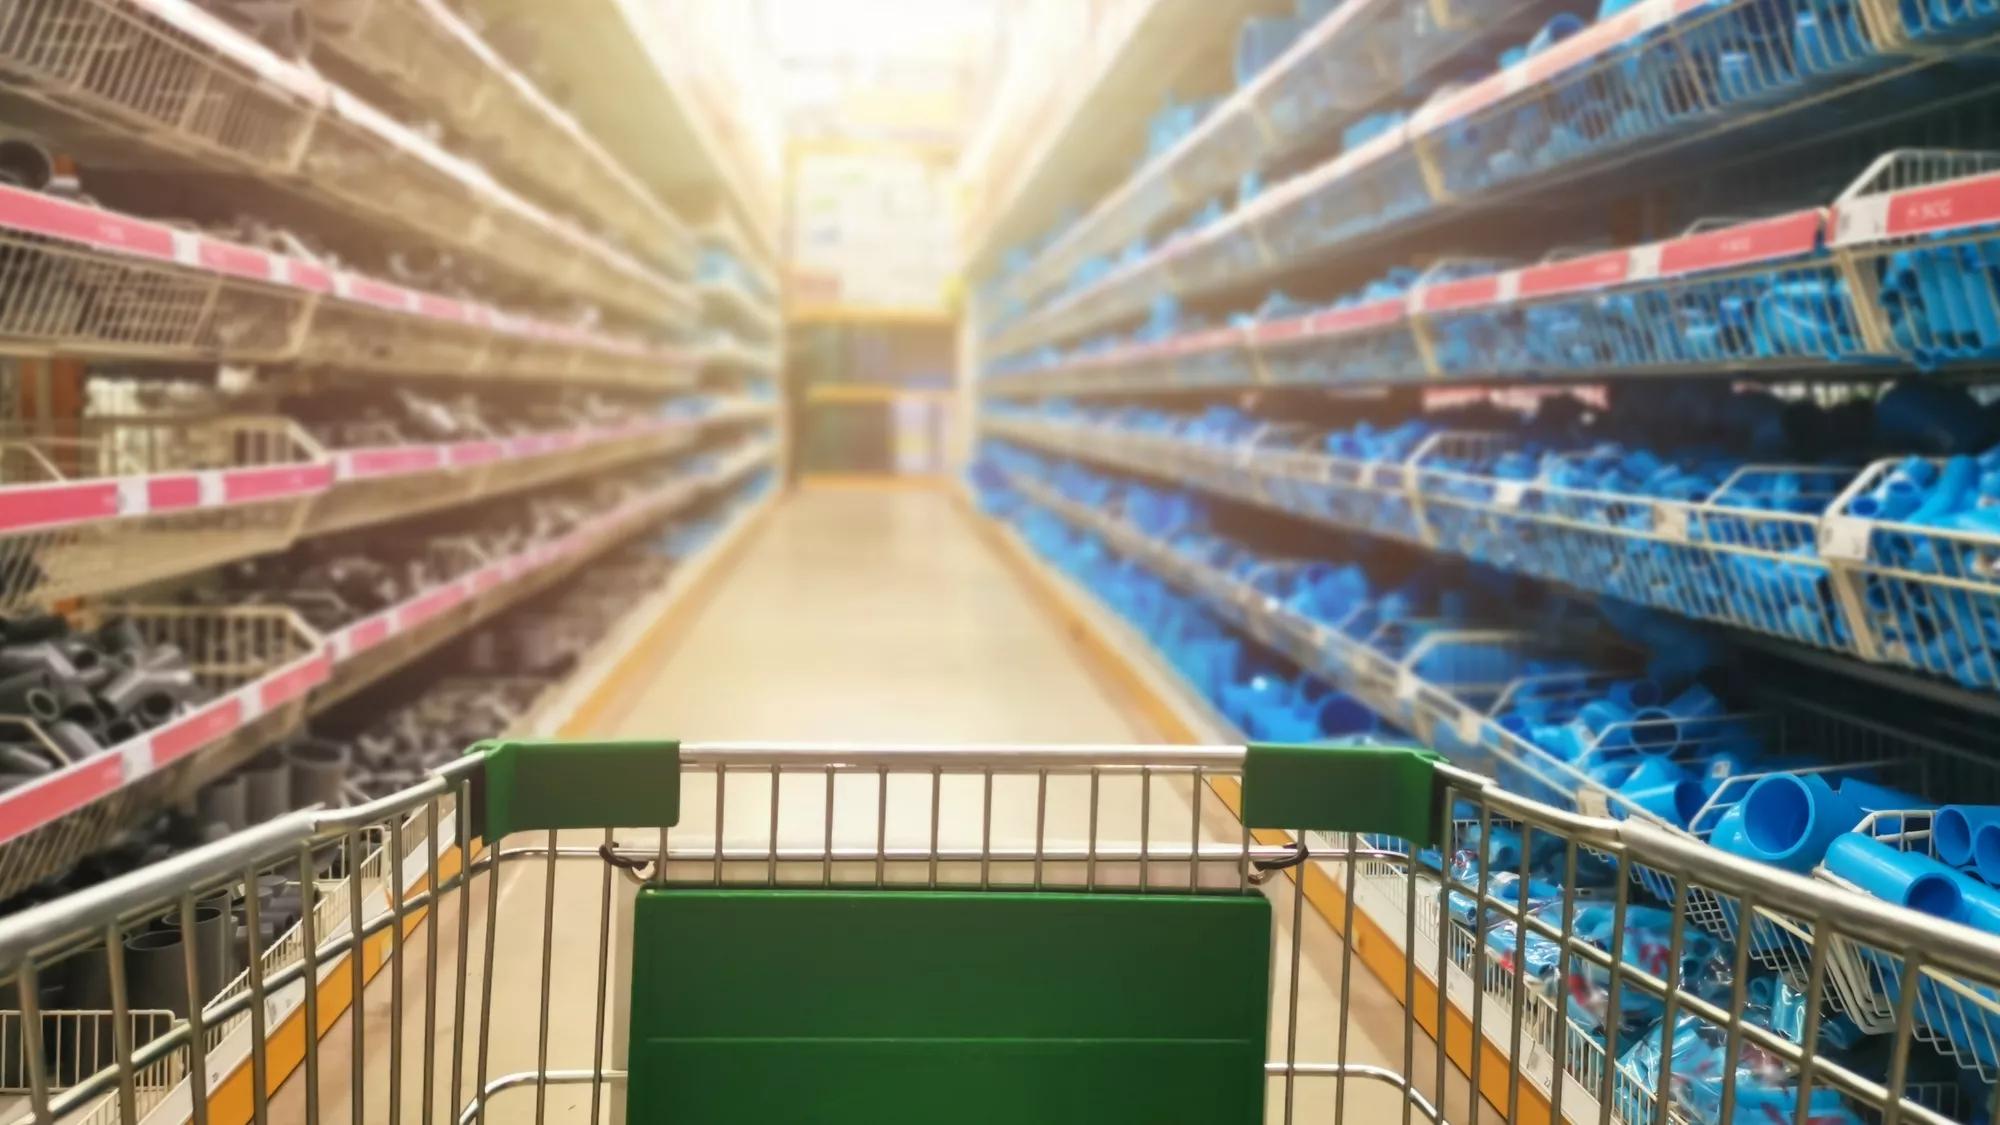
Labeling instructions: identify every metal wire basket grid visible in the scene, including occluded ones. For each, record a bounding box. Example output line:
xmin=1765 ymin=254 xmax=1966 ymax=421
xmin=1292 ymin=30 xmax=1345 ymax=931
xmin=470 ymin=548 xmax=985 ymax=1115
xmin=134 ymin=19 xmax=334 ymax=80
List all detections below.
xmin=1 ymin=741 xmax=1995 ymax=1124
xmin=0 ymin=0 xmax=323 ymax=175
xmin=0 ymin=415 xmax=328 ymax=612
xmin=0 ymin=604 xmax=324 ymax=907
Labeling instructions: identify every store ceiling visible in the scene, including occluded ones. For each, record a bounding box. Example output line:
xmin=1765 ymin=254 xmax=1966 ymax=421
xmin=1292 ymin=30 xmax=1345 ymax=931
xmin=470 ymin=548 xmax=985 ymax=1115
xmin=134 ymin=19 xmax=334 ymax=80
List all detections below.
xmin=754 ymin=0 xmax=1004 ymax=148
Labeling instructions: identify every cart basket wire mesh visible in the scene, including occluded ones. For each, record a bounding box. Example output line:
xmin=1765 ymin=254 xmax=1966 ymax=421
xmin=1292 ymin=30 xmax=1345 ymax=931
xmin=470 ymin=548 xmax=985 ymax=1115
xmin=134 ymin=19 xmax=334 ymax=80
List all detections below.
xmin=0 ymin=739 xmax=1994 ymax=1125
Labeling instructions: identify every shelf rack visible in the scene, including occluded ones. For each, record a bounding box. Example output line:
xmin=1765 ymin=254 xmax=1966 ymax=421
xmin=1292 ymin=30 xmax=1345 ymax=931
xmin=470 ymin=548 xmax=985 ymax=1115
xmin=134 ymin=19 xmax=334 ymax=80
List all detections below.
xmin=0 ymin=0 xmax=785 ymax=942
xmin=0 ymin=184 xmax=696 ymax=383
xmin=0 ymin=414 xmax=329 ymax=610
xmin=0 ymin=605 xmax=328 ymax=903
xmin=699 ymin=336 xmax=782 ymax=378
xmin=308 ymin=0 xmax=696 ymax=278
xmin=699 ymin=278 xmax=781 ymax=343
xmin=310 ymin=435 xmax=773 ymax=713
xmin=962 ymin=0 xmax=1271 ymax=280
xmin=984 ymin=398 xmax=2000 ymax=697
xmin=992 ymin=0 xmax=1559 ymax=314
xmin=0 ymin=440 xmax=773 ymax=903
xmin=983 ymin=152 xmax=2000 ymax=395
xmin=984 ymin=464 xmax=2000 ymax=1123
xmin=461 ymin=0 xmax=780 ymax=266
xmin=697 ymin=212 xmax=779 ymax=302
xmin=0 ymin=401 xmax=769 ymax=611
xmin=0 ymin=0 xmax=693 ymax=328
xmin=980 ymin=1 xmax=2000 ymax=360
xmin=305 ymin=399 xmax=771 ymax=535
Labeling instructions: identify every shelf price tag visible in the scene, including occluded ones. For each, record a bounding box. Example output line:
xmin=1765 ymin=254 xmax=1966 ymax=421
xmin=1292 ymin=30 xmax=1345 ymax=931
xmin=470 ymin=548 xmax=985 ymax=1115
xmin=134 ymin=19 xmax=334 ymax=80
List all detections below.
xmin=1653 ymin=504 xmax=1690 ymax=543
xmin=1395 ymin=667 xmax=1422 ymax=704
xmin=1456 ymin=709 xmax=1486 ymax=747
xmin=1819 ymin=515 xmax=1874 ymax=562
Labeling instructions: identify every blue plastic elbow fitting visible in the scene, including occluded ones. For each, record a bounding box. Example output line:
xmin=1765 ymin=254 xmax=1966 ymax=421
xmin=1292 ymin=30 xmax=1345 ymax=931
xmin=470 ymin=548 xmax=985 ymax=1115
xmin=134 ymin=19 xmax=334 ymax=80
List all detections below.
xmin=1729 ymin=773 xmax=1864 ymax=872
xmin=1615 ymin=779 xmax=1708 ymax=828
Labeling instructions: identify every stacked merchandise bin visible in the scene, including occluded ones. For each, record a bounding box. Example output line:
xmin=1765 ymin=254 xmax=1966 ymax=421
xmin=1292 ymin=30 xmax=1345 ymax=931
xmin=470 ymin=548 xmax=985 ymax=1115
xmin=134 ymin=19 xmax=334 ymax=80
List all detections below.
xmin=969 ymin=0 xmax=2000 ymax=1121
xmin=0 ymin=0 xmax=780 ymax=1108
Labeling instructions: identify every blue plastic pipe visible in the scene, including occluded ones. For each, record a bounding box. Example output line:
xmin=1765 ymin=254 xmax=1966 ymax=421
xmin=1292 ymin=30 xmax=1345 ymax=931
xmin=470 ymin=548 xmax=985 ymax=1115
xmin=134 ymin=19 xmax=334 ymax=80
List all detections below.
xmin=1934 ymin=805 xmax=2000 ymax=867
xmin=1974 ymin=821 xmax=2000 ymax=889
xmin=1823 ymin=833 xmax=1967 ymax=919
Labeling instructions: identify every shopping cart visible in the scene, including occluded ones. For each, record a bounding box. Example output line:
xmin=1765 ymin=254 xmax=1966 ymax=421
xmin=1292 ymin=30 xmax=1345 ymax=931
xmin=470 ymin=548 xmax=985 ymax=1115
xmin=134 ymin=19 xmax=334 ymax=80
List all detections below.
xmin=0 ymin=740 xmax=1997 ymax=1124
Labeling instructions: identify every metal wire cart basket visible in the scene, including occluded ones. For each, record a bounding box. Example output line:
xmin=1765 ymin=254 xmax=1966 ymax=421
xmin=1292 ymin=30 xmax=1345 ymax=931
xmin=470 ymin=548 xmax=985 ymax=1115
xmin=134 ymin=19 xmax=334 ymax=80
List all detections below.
xmin=0 ymin=740 xmax=1995 ymax=1123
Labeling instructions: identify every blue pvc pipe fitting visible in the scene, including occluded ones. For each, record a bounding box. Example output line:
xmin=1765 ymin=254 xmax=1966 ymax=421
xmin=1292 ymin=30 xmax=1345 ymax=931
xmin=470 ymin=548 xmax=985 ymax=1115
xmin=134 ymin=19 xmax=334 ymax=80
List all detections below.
xmin=1823 ymin=833 xmax=1966 ymax=919
xmin=1615 ymin=780 xmax=1708 ymax=828
xmin=1912 ymin=455 xmax=1980 ymax=525
xmin=1731 ymin=773 xmax=1864 ymax=872
xmin=1605 ymin=678 xmax=1663 ymax=710
xmin=1977 ymin=822 xmax=2000 ymax=887
xmin=1935 ymin=805 xmax=2000 ymax=867
xmin=1577 ymin=698 xmax=1633 ymax=734
xmin=1619 ymin=755 xmax=1687 ymax=793
xmin=1959 ymin=878 xmax=2000 ymax=936
xmin=1313 ymin=692 xmax=1377 ymax=738
xmin=1837 ymin=778 xmax=1932 ymax=813
xmin=1708 ymin=804 xmax=1749 ymax=851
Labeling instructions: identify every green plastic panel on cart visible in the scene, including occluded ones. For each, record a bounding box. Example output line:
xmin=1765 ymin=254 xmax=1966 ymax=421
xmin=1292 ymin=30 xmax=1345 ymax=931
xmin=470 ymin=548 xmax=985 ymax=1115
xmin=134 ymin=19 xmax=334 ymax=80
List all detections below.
xmin=1242 ymin=742 xmax=1446 ymax=847
xmin=471 ymin=739 xmax=680 ymax=840
xmin=627 ymin=889 xmax=1271 ymax=1123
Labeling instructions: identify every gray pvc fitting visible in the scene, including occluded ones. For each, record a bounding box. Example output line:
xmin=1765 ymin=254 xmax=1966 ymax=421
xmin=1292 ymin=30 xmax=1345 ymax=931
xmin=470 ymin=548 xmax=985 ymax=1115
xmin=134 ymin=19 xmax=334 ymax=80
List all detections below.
xmin=244 ymin=754 xmax=291 ymax=824
xmin=285 ymin=741 xmax=351 ymax=810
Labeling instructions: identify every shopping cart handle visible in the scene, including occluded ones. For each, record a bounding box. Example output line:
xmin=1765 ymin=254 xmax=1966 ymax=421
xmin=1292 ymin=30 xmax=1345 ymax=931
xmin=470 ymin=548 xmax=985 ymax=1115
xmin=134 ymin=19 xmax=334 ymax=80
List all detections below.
xmin=467 ymin=739 xmax=682 ymax=841
xmin=1241 ymin=741 xmax=1447 ymax=846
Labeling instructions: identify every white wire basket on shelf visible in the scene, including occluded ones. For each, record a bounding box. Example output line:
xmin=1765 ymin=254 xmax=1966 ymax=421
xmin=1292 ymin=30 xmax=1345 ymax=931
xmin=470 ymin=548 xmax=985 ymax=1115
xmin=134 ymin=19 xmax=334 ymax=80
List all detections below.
xmin=1406 ymin=434 xmax=1858 ymax=655
xmin=307 ymin=0 xmax=693 ymax=272
xmin=0 ymin=605 xmax=325 ymax=904
xmin=309 ymin=543 xmax=491 ymax=717
xmin=1253 ymin=298 xmax=1423 ymax=386
xmin=0 ymin=414 xmax=328 ymax=611
xmin=0 ymin=0 xmax=325 ymax=176
xmin=1820 ymin=455 xmax=2000 ymax=693
xmin=1815 ymin=810 xmax=2000 ymax=1079
xmin=1829 ymin=150 xmax=2000 ymax=367
xmin=0 ymin=191 xmax=317 ymax=363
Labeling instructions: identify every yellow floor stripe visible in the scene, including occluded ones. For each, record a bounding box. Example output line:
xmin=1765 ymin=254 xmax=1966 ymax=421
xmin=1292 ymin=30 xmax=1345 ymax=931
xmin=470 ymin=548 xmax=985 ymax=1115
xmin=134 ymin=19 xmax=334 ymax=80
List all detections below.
xmin=967 ymin=494 xmax=1550 ymax=1124
xmin=798 ymin=473 xmax=946 ymax=492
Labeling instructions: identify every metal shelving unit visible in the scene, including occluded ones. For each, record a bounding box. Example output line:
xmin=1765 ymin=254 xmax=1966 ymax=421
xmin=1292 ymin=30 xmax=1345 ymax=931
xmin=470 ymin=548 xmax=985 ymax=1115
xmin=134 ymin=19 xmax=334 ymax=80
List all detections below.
xmin=991 ymin=0 xmax=1560 ymax=314
xmin=308 ymin=0 xmax=696 ymax=276
xmin=984 ymin=405 xmax=2000 ymax=695
xmin=0 ymin=184 xmax=695 ymax=381
xmin=461 ymin=0 xmax=781 ymax=268
xmin=979 ymin=1 xmax=2000 ymax=361
xmin=986 ymin=153 xmax=2000 ymax=392
xmin=983 ymin=459 xmax=2000 ymax=1125
xmin=962 ymin=0 xmax=1275 ymax=281
xmin=0 ymin=401 xmax=768 ymax=608
xmin=0 ymin=0 xmax=694 ymax=329
xmin=968 ymin=7 xmax=2000 ymax=1121
xmin=0 ymin=438 xmax=774 ymax=899
xmin=0 ymin=0 xmax=784 ymax=914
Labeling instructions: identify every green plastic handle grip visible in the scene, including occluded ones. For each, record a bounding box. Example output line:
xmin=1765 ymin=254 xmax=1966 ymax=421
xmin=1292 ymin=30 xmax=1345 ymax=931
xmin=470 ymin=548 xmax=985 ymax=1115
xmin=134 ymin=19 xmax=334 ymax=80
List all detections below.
xmin=466 ymin=739 xmax=1444 ymax=848
xmin=470 ymin=739 xmax=681 ymax=841
xmin=1241 ymin=742 xmax=1446 ymax=847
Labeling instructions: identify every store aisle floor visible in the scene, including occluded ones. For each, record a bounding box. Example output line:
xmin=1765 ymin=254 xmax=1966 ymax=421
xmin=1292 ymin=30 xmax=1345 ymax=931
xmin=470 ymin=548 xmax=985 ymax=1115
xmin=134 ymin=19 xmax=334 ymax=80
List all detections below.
xmin=607 ymin=484 xmax=1152 ymax=742
xmin=286 ymin=486 xmax=1490 ymax=1125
